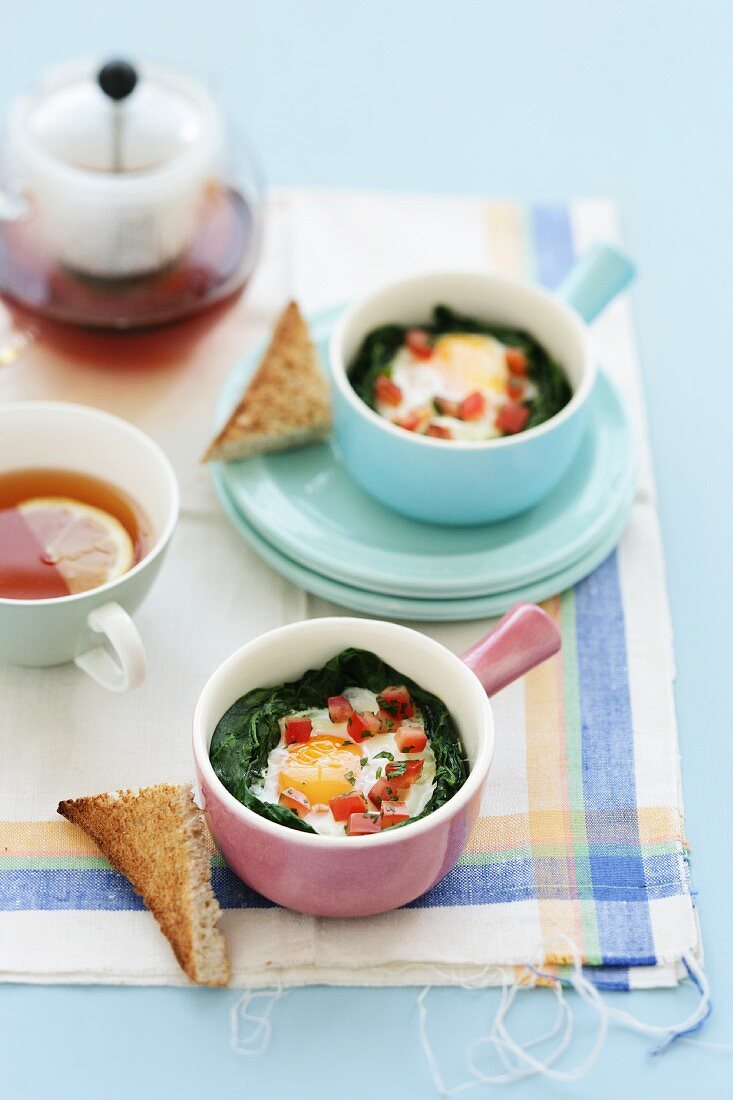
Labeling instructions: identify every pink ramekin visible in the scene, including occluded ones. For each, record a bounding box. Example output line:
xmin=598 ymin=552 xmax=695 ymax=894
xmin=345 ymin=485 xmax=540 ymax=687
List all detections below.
xmin=192 ymin=605 xmax=559 ymax=917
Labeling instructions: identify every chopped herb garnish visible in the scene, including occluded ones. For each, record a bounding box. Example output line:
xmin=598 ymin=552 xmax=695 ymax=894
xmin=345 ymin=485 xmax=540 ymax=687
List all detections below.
xmin=360 ymin=757 xmax=368 ymax=767
xmin=209 ymin=647 xmax=467 ymax=837
xmin=349 ymin=306 xmax=571 ymax=434
xmin=345 ymin=771 xmax=356 ymax=786
xmin=376 ymin=767 xmax=382 ymax=779
xmin=374 ymin=750 xmax=394 ymax=761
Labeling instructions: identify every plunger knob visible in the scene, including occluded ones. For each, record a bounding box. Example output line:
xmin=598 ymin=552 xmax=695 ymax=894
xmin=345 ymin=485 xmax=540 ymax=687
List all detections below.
xmin=97 ymin=60 xmax=138 ymax=173
xmin=97 ymin=59 xmax=138 ymax=101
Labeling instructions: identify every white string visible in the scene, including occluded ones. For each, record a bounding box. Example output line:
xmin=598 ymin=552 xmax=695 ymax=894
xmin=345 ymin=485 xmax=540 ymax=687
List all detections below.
xmin=597 ymin=951 xmax=711 ymax=1056
xmin=228 ymin=962 xmax=491 ymax=1064
xmin=418 ymin=978 xmax=580 ymax=1094
xmin=417 ymin=934 xmax=713 ymax=1096
xmin=476 ymin=979 xmax=571 ymax=1078
xmin=229 ymin=984 xmax=285 ymax=1057
xmin=418 ymin=954 xmax=608 ymax=1092
xmin=527 ymin=939 xmax=711 ymax=1056
xmin=225 ymin=940 xmax=714 ymax=1089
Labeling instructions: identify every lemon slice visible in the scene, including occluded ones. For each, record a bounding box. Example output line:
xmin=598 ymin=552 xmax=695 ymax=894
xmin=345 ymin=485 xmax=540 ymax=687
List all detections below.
xmin=18 ymin=496 xmax=134 ymax=595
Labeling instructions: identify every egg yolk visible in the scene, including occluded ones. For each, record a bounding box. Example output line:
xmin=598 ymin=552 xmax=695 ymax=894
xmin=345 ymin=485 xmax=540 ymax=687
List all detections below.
xmin=278 ymin=734 xmax=362 ymax=804
xmin=430 ymin=334 xmax=507 ymax=397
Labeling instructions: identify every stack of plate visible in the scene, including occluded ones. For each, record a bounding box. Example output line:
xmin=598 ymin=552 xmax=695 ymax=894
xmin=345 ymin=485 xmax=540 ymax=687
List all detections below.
xmin=211 ymin=310 xmax=636 ymax=622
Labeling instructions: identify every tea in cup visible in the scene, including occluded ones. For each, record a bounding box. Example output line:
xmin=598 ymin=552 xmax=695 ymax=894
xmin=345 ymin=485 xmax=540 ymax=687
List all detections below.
xmin=0 ymin=402 xmax=178 ymax=691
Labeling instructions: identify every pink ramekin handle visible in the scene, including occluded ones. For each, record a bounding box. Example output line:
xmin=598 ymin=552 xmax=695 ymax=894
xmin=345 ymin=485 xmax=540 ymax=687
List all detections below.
xmin=460 ymin=602 xmax=561 ymax=697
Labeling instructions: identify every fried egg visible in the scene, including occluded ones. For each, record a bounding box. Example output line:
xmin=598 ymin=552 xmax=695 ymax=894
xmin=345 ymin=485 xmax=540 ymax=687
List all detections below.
xmin=252 ymin=686 xmax=436 ymax=836
xmin=379 ymin=332 xmax=537 ymax=441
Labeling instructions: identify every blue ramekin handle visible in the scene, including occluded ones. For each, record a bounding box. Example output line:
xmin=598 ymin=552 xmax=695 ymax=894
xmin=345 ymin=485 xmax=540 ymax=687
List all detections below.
xmin=556 ymin=242 xmax=636 ymax=324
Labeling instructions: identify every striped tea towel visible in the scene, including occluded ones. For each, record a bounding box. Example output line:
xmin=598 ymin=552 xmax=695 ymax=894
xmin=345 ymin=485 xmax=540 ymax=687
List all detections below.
xmin=0 ymin=189 xmax=700 ymax=990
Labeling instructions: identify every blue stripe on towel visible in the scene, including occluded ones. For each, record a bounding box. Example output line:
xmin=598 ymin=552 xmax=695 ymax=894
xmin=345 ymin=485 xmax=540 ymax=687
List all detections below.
xmin=574 ymin=551 xmax=656 ymax=965
xmin=531 ymin=204 xmax=576 ymax=289
xmin=0 ymin=852 xmax=688 ymax=913
xmin=583 ymin=966 xmax=630 ymax=991
xmin=0 ymin=869 xmax=146 ymax=912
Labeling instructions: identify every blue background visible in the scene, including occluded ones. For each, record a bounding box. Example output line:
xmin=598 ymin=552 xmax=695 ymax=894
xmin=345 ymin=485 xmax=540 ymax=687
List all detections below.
xmin=3 ymin=1 xmax=732 ymax=1095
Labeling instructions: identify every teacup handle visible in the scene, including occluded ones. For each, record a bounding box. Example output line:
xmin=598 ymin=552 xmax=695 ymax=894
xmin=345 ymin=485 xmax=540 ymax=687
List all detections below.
xmin=556 ymin=241 xmax=636 ymax=324
xmin=73 ymin=601 xmax=147 ymax=693
xmin=460 ymin=602 xmax=561 ymax=697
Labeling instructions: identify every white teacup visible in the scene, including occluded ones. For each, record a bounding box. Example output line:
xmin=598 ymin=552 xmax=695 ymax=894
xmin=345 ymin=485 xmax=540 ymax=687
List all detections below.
xmin=0 ymin=402 xmax=178 ymax=691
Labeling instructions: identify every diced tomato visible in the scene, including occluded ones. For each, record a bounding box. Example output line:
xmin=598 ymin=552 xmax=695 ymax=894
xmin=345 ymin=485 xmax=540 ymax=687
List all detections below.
xmin=279 ymin=787 xmax=311 ymax=818
xmin=347 ymin=812 xmax=382 ymax=836
xmin=496 ymin=402 xmax=530 ymax=435
xmin=386 ymin=759 xmax=425 ymax=787
xmin=283 ymin=717 xmax=312 ymax=745
xmin=377 ymin=685 xmax=415 ymax=721
xmin=460 ymin=391 xmax=487 ymax=421
xmin=329 ymin=790 xmax=368 ymax=821
xmin=368 ymin=778 xmax=403 ymax=808
xmin=346 ymin=712 xmax=369 ymax=742
xmin=406 ymin=328 xmax=434 ymax=360
xmin=506 ymin=376 xmax=525 ymax=400
xmin=371 ymin=711 xmax=391 ymax=735
xmin=378 ymin=708 xmax=398 ymax=731
xmin=435 ymin=396 xmax=462 ymax=418
xmin=347 ymin=711 xmax=381 ymax=743
xmin=396 ymin=406 xmax=434 ymax=432
xmin=375 ymin=374 xmax=403 ymax=407
xmin=395 ymin=411 xmax=420 ymax=431
xmin=328 ymin=695 xmax=353 ymax=723
xmin=426 ymin=423 xmax=452 ymax=439
xmin=381 ymin=801 xmax=410 ymax=828
xmin=505 ymin=347 xmax=528 ymax=376
xmin=395 ymin=726 xmax=428 ymax=754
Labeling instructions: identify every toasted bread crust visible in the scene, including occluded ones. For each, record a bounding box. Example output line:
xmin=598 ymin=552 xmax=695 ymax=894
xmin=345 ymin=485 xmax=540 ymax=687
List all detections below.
xmin=203 ymin=300 xmax=331 ymax=462
xmin=58 ymin=785 xmax=229 ymax=986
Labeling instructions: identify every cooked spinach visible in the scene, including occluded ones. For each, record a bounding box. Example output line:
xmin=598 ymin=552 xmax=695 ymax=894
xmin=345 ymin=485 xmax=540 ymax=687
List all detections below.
xmin=349 ymin=304 xmax=571 ymax=430
xmin=209 ymin=647 xmax=468 ymax=835
xmin=349 ymin=324 xmax=405 ymax=412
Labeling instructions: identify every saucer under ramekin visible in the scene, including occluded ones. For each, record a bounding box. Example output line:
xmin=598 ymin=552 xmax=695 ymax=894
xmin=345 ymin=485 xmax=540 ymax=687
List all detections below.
xmin=213 ymin=462 xmax=635 ymax=621
xmin=211 ymin=306 xmax=636 ymax=601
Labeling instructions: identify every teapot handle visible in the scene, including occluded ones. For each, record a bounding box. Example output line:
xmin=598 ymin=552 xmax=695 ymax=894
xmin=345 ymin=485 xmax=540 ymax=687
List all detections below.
xmin=460 ymin=602 xmax=561 ymax=697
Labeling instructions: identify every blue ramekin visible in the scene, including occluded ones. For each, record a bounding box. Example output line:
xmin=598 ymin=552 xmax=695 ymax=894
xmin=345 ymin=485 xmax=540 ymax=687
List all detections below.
xmin=328 ymin=267 xmax=615 ymax=526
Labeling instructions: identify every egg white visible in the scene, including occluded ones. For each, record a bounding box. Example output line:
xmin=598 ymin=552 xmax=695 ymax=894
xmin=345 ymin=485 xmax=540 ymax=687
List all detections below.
xmin=252 ymin=686 xmax=436 ymax=836
xmin=378 ymin=334 xmax=537 ymax=441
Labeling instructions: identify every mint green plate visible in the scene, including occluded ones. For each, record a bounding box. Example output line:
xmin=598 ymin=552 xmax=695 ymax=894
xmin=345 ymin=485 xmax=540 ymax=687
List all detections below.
xmin=212 ymin=468 xmax=635 ymax=621
xmin=213 ymin=306 xmax=636 ymax=599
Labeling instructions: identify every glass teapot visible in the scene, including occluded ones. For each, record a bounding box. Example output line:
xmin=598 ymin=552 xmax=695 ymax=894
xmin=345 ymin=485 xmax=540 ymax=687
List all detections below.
xmin=0 ymin=58 xmax=263 ymax=327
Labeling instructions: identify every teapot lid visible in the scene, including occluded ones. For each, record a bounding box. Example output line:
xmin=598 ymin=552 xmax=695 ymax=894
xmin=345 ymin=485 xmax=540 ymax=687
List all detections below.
xmin=12 ymin=58 xmax=223 ymax=176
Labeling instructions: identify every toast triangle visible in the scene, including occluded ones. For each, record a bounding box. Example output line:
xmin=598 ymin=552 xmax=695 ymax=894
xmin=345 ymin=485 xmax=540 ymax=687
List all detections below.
xmin=203 ymin=300 xmax=331 ymax=462
xmin=58 ymin=784 xmax=229 ymax=987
